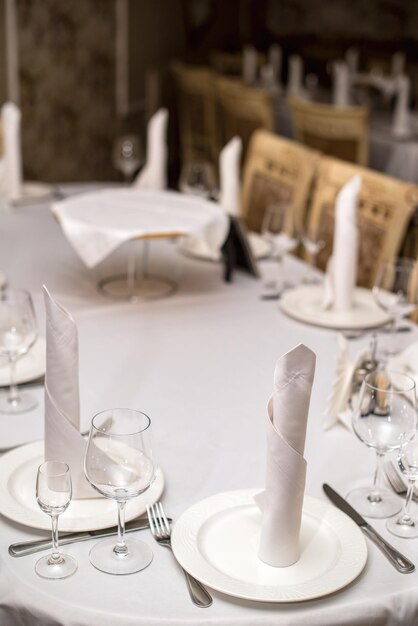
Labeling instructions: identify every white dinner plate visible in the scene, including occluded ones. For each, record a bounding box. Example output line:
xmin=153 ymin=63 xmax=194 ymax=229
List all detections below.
xmin=11 ymin=182 xmax=53 ymax=207
xmin=171 ymin=489 xmax=367 ymax=603
xmin=279 ymin=284 xmax=391 ymax=330
xmin=178 ymin=231 xmax=271 ymax=262
xmin=0 ymin=337 xmax=46 ymax=387
xmin=0 ymin=441 xmax=165 ymax=532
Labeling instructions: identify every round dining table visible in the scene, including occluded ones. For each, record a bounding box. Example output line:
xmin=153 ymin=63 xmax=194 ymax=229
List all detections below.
xmin=0 ymin=187 xmax=417 ymax=626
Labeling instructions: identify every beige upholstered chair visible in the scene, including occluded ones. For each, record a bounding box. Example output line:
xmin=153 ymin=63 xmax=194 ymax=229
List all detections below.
xmin=288 ymin=98 xmax=370 ymax=166
xmin=241 ymin=129 xmax=320 ymax=235
xmin=216 ymin=78 xmax=275 ymax=164
xmin=172 ymin=63 xmax=219 ymax=167
xmin=307 ymin=156 xmax=418 ymax=288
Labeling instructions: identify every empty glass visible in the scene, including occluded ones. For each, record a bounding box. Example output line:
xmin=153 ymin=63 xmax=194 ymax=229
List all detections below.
xmin=0 ymin=289 xmax=38 ymax=413
xmin=348 ymin=369 xmax=417 ymax=518
xmin=84 ymin=408 xmax=156 ymax=575
xmin=300 ymin=228 xmax=325 ymax=284
xmin=178 ymin=162 xmax=216 ymax=199
xmin=113 ymin=134 xmax=143 ymax=182
xmin=261 ymin=203 xmax=298 ymax=295
xmin=387 ymin=433 xmax=418 ymax=538
xmin=35 ymin=461 xmax=77 ymax=579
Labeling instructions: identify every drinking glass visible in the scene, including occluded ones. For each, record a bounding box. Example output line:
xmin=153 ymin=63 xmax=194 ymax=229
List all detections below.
xmin=0 ymin=288 xmax=38 ymax=413
xmin=348 ymin=369 xmax=417 ymax=518
xmin=300 ymin=228 xmax=325 ymax=284
xmin=178 ymin=162 xmax=216 ymax=199
xmin=373 ymin=258 xmax=418 ymax=356
xmin=387 ymin=433 xmax=418 ymax=538
xmin=113 ymin=134 xmax=143 ymax=181
xmin=84 ymin=408 xmax=156 ymax=575
xmin=261 ymin=203 xmax=298 ymax=294
xmin=35 ymin=461 xmax=77 ymax=579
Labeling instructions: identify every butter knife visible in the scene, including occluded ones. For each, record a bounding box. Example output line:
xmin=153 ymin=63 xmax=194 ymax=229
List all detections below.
xmin=323 ymin=483 xmax=415 ymax=574
xmin=9 ymin=515 xmax=171 ymax=558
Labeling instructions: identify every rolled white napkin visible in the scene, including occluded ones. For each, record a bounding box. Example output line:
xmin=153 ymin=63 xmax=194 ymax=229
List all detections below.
xmin=133 ymin=108 xmax=168 ymax=190
xmin=256 ymin=344 xmax=316 ymax=567
xmin=392 ymin=75 xmax=411 ymax=138
xmin=0 ymin=102 xmax=22 ymax=201
xmin=43 ymin=286 xmax=98 ymax=499
xmin=332 ymin=61 xmax=351 ymax=107
xmin=286 ymin=55 xmax=306 ymax=98
xmin=219 ymin=136 xmax=242 ymax=216
xmin=242 ymin=45 xmax=258 ymax=85
xmin=323 ymin=175 xmax=361 ymax=312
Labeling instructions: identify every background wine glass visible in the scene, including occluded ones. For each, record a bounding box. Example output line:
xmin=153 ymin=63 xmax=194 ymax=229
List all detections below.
xmin=113 ymin=134 xmax=143 ymax=182
xmin=0 ymin=288 xmax=38 ymax=413
xmin=261 ymin=203 xmax=298 ymax=295
xmin=373 ymin=257 xmax=418 ymax=356
xmin=178 ymin=161 xmax=216 ymax=199
xmin=84 ymin=408 xmax=156 ymax=575
xmin=348 ymin=369 xmax=417 ymax=518
xmin=35 ymin=461 xmax=77 ymax=579
xmin=300 ymin=228 xmax=325 ymax=284
xmin=386 ymin=432 xmax=418 ymax=538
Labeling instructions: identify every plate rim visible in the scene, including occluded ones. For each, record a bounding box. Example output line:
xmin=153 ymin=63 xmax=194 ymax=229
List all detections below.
xmin=279 ymin=284 xmax=391 ymax=330
xmin=0 ymin=440 xmax=164 ymax=532
xmin=0 ymin=337 xmax=46 ymax=387
xmin=171 ymin=489 xmax=368 ymax=603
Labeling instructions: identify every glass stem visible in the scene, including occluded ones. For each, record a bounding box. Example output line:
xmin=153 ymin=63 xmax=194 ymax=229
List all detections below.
xmin=50 ymin=514 xmax=61 ymax=561
xmin=368 ymin=451 xmax=385 ymax=503
xmin=114 ymin=501 xmax=128 ymax=557
xmin=7 ymin=355 xmax=19 ymax=406
xmin=398 ymin=480 xmax=415 ymax=525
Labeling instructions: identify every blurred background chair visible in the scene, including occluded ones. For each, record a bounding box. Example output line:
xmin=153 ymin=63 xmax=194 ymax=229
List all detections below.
xmin=288 ymin=98 xmax=370 ymax=166
xmin=306 ymin=155 xmax=418 ymax=288
xmin=210 ymin=50 xmax=266 ymax=78
xmin=241 ymin=129 xmax=319 ymax=235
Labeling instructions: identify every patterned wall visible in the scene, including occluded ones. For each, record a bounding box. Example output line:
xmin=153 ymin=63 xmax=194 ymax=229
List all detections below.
xmin=17 ymin=0 xmax=118 ymax=182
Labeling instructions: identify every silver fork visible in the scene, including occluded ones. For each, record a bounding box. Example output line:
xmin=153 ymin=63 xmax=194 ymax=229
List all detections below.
xmin=146 ymin=502 xmax=213 ymax=608
xmin=384 ymin=460 xmax=418 ymax=502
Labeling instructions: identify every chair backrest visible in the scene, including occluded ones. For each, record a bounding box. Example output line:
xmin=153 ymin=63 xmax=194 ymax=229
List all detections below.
xmin=210 ymin=51 xmax=266 ymax=77
xmin=172 ymin=63 xmax=219 ymax=166
xmin=288 ymin=97 xmax=370 ymax=166
xmin=216 ymin=78 xmax=274 ymax=164
xmin=307 ymin=156 xmax=418 ymax=288
xmin=241 ymin=129 xmax=319 ymax=235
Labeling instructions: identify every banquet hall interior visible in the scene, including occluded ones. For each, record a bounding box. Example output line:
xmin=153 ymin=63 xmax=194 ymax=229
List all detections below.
xmin=2 ymin=1 xmax=418 ymax=625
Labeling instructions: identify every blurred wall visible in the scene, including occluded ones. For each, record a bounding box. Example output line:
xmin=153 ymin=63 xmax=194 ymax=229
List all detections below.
xmin=0 ymin=0 xmax=7 ymax=103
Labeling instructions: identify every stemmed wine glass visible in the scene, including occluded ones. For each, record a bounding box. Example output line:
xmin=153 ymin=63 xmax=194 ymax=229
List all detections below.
xmin=84 ymin=408 xmax=156 ymax=575
xmin=373 ymin=258 xmax=418 ymax=357
xmin=113 ymin=135 xmax=143 ymax=182
xmin=261 ymin=203 xmax=298 ymax=295
xmin=0 ymin=288 xmax=38 ymax=413
xmin=178 ymin=162 xmax=216 ymax=199
xmin=300 ymin=228 xmax=325 ymax=284
xmin=348 ymin=369 xmax=417 ymax=518
xmin=35 ymin=461 xmax=77 ymax=579
xmin=386 ymin=432 xmax=418 ymax=538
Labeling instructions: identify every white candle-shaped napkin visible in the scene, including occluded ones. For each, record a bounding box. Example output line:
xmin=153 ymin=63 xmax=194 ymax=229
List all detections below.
xmin=392 ymin=75 xmax=411 ymax=138
xmin=43 ymin=286 xmax=98 ymax=499
xmin=1 ymin=102 xmax=22 ymax=201
xmin=332 ymin=61 xmax=351 ymax=107
xmin=133 ymin=108 xmax=168 ymax=190
xmin=323 ymin=175 xmax=361 ymax=312
xmin=257 ymin=344 xmax=316 ymax=567
xmin=219 ymin=136 xmax=242 ymax=216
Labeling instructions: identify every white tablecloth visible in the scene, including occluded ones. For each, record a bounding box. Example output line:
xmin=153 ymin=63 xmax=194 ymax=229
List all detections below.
xmin=0 ymin=193 xmax=418 ymax=625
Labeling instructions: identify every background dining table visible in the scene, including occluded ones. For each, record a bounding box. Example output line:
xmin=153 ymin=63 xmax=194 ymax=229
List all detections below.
xmin=0 ymin=186 xmax=418 ymax=626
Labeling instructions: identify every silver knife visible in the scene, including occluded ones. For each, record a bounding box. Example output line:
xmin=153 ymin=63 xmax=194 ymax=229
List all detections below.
xmin=323 ymin=483 xmax=415 ymax=574
xmin=9 ymin=515 xmax=171 ymax=558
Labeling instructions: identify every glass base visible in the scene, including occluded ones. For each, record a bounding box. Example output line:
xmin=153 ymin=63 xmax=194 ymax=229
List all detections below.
xmin=97 ymin=274 xmax=176 ymax=301
xmin=0 ymin=390 xmax=38 ymax=414
xmin=35 ymin=552 xmax=77 ymax=579
xmin=386 ymin=516 xmax=418 ymax=538
xmin=89 ymin=536 xmax=153 ymax=575
xmin=346 ymin=486 xmax=402 ymax=519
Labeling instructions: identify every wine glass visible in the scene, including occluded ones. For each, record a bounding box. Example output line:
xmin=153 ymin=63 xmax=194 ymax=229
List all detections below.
xmin=348 ymin=369 xmax=417 ymax=518
xmin=0 ymin=288 xmax=38 ymax=413
xmin=84 ymin=408 xmax=156 ymax=575
xmin=35 ymin=461 xmax=77 ymax=579
xmin=261 ymin=203 xmax=298 ymax=295
xmin=387 ymin=432 xmax=418 ymax=538
xmin=300 ymin=227 xmax=325 ymax=284
xmin=178 ymin=162 xmax=216 ymax=199
xmin=113 ymin=134 xmax=143 ymax=182
xmin=373 ymin=258 xmax=418 ymax=357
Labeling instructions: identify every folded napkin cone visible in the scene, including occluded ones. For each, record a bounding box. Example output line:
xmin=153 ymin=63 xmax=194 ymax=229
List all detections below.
xmin=256 ymin=344 xmax=316 ymax=567
xmin=219 ymin=136 xmax=242 ymax=216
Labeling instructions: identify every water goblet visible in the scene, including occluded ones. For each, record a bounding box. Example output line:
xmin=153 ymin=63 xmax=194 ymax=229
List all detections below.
xmin=261 ymin=203 xmax=298 ymax=295
xmin=35 ymin=461 xmax=77 ymax=579
xmin=84 ymin=408 xmax=156 ymax=575
xmin=386 ymin=433 xmax=418 ymax=538
xmin=373 ymin=257 xmax=418 ymax=357
xmin=0 ymin=288 xmax=38 ymax=413
xmin=113 ymin=134 xmax=143 ymax=182
xmin=348 ymin=369 xmax=417 ymax=518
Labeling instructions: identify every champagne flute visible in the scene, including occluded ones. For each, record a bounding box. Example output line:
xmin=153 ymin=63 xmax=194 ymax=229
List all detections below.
xmin=387 ymin=432 xmax=418 ymax=538
xmin=113 ymin=135 xmax=143 ymax=182
xmin=35 ymin=461 xmax=77 ymax=579
xmin=348 ymin=369 xmax=417 ymax=518
xmin=373 ymin=258 xmax=418 ymax=357
xmin=0 ymin=288 xmax=38 ymax=413
xmin=84 ymin=408 xmax=156 ymax=575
